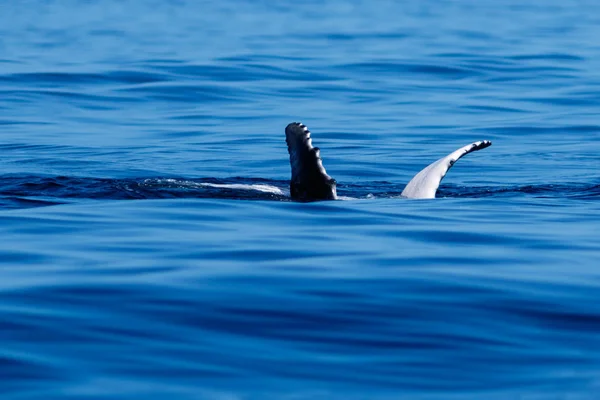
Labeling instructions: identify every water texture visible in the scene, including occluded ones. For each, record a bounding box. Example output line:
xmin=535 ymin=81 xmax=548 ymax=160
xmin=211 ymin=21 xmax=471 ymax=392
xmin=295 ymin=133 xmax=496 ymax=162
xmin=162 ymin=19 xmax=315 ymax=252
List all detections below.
xmin=1 ymin=1 xmax=599 ymax=399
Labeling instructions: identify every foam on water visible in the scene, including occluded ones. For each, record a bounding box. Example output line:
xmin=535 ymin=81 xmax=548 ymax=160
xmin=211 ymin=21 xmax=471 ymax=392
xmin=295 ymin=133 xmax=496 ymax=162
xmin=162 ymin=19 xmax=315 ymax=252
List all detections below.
xmin=194 ymin=182 xmax=286 ymax=196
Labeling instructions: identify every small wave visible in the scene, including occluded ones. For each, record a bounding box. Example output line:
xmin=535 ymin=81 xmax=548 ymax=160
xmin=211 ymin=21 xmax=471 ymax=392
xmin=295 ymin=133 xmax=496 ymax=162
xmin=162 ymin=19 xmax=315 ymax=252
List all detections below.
xmin=438 ymin=183 xmax=600 ymax=199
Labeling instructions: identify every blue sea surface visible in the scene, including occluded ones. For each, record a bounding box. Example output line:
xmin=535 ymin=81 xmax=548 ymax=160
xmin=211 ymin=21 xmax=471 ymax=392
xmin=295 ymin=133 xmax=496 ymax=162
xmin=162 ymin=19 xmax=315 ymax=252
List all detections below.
xmin=1 ymin=1 xmax=600 ymax=399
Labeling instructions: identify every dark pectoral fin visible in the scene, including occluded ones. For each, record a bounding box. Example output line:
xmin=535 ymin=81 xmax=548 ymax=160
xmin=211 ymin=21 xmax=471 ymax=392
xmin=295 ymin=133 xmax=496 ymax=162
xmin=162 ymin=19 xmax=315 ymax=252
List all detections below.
xmin=285 ymin=122 xmax=337 ymax=201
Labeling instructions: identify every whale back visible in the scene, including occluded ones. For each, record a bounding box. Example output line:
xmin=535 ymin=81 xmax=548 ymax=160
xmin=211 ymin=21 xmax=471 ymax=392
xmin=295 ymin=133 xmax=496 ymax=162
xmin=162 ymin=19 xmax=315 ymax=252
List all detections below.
xmin=285 ymin=122 xmax=337 ymax=201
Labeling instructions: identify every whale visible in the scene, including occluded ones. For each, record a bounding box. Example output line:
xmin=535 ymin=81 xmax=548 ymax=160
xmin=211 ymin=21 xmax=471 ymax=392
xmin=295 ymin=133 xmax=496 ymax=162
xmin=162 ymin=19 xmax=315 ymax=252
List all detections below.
xmin=285 ymin=122 xmax=491 ymax=201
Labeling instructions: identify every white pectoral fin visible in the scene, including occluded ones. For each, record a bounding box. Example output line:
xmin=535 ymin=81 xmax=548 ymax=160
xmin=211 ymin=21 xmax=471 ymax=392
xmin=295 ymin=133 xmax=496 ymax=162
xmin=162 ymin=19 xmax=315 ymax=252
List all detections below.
xmin=401 ymin=140 xmax=492 ymax=199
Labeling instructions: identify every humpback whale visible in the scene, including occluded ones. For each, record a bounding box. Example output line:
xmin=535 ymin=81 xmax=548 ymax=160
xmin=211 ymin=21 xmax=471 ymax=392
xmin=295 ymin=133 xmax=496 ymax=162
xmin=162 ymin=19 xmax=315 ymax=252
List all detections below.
xmin=285 ymin=122 xmax=491 ymax=201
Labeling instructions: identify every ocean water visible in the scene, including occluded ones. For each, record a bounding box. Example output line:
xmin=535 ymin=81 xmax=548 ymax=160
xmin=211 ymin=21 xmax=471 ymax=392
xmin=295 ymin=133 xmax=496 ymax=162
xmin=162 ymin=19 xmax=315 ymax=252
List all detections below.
xmin=1 ymin=0 xmax=600 ymax=399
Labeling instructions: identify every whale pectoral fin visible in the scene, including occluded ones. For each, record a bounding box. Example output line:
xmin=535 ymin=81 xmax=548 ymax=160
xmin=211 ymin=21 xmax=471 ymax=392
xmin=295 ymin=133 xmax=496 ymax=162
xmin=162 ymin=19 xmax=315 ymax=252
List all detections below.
xmin=401 ymin=140 xmax=492 ymax=199
xmin=285 ymin=122 xmax=337 ymax=201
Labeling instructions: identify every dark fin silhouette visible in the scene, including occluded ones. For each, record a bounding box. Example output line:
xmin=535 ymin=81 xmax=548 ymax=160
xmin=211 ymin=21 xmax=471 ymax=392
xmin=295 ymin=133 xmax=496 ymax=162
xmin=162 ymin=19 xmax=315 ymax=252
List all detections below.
xmin=401 ymin=140 xmax=492 ymax=199
xmin=285 ymin=122 xmax=337 ymax=201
